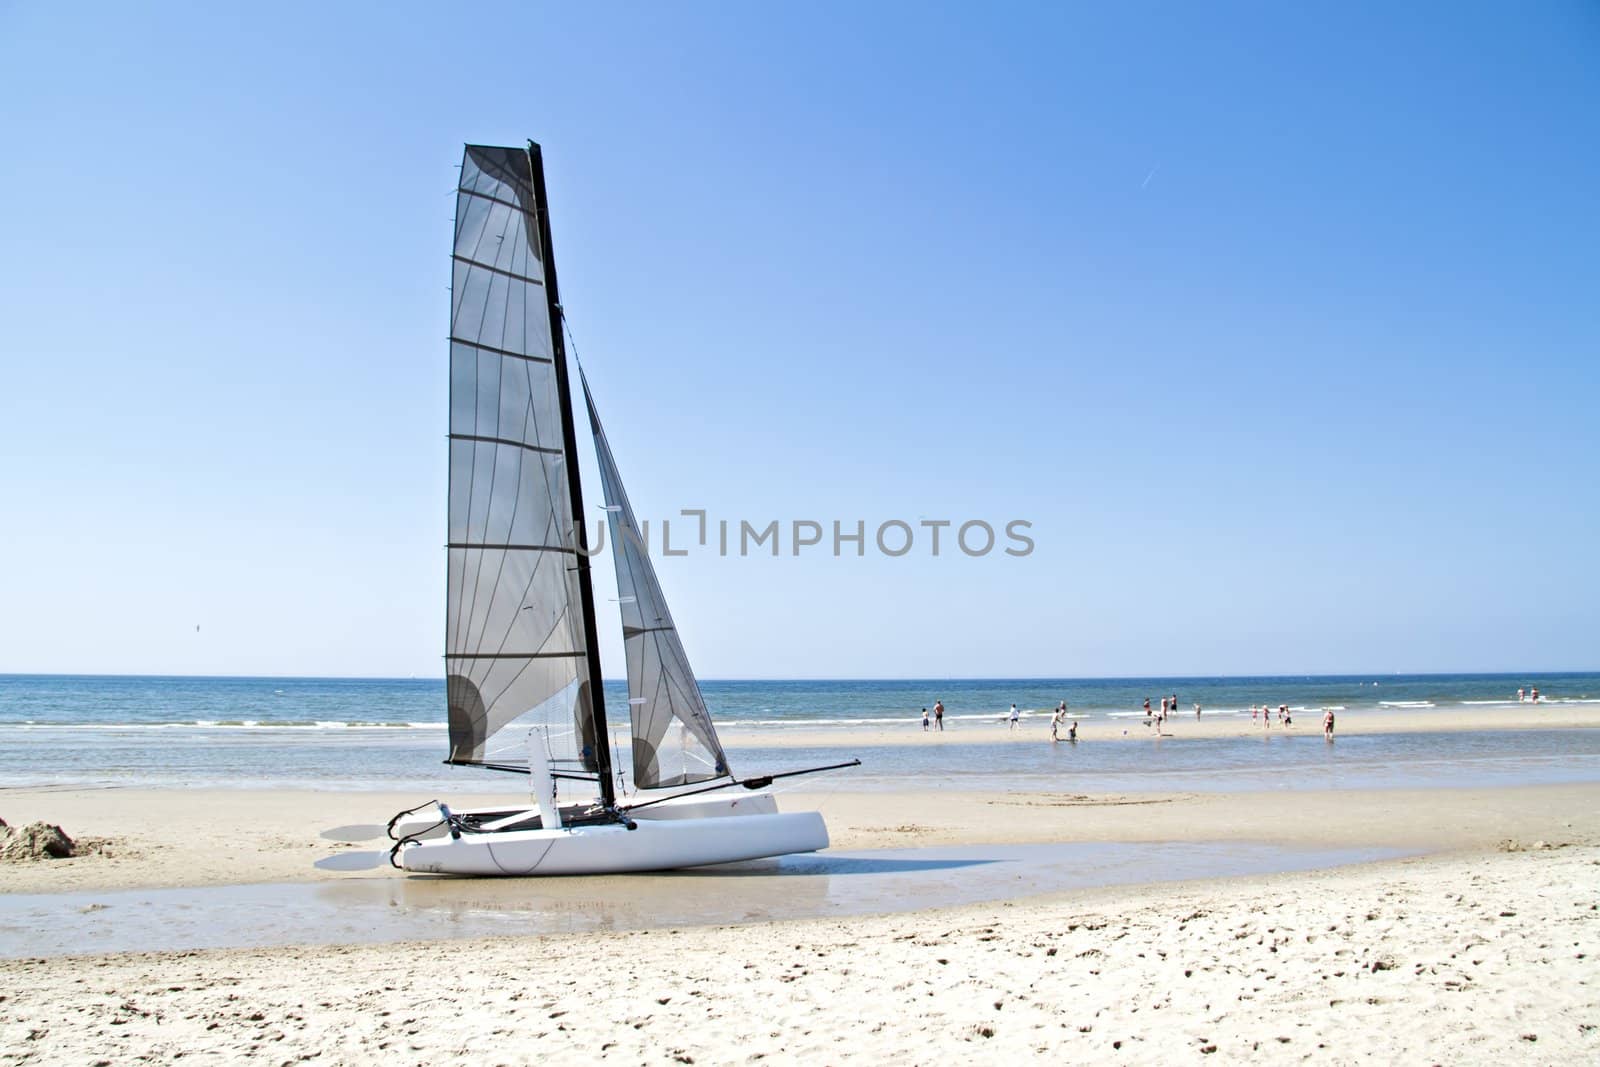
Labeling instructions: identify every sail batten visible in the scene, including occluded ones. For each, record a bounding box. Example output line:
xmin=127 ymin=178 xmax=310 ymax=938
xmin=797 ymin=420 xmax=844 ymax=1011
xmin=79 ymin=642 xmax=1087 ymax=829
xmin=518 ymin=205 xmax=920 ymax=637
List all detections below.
xmin=449 ymin=337 xmax=554 ymax=364
xmin=450 ymin=254 xmax=546 ymax=286
xmin=449 ymin=651 xmax=586 ymax=660
xmin=444 ymin=144 xmax=599 ymax=773
xmin=582 ymin=372 xmax=731 ymax=790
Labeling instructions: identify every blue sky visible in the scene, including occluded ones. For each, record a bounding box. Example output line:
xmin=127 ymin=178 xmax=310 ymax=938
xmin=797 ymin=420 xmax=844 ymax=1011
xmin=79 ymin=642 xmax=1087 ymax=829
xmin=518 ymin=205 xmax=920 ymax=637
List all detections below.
xmin=1 ymin=2 xmax=1596 ymax=678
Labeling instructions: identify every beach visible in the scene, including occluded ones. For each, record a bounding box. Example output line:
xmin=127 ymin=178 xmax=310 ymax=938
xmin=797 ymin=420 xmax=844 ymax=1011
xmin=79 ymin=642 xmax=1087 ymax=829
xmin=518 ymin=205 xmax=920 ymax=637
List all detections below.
xmin=3 ymin=767 xmax=1600 ymax=1062
xmin=7 ymin=0 xmax=1595 ymax=1058
xmin=3 ymin=698 xmax=1599 ymax=1062
xmin=1 ymin=786 xmax=1597 ymax=1062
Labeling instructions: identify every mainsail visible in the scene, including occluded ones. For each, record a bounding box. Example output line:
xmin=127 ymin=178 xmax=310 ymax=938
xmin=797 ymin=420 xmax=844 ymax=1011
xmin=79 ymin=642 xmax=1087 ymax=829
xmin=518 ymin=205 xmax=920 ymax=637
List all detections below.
xmin=444 ymin=144 xmax=604 ymax=779
xmin=583 ymin=374 xmax=731 ymax=789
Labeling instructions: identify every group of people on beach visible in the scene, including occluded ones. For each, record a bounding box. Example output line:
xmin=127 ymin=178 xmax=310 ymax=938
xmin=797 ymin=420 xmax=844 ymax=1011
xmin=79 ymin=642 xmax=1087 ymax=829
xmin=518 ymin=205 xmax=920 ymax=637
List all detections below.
xmin=1517 ymin=687 xmax=1541 ymax=703
xmin=919 ymin=699 xmax=1079 ymax=743
xmin=920 ymin=694 xmax=1337 ymax=742
xmin=1142 ymin=694 xmax=1192 ymax=727
xmin=1142 ymin=695 xmax=1334 ymax=740
xmin=1247 ymin=702 xmax=1337 ymax=739
xmin=1048 ymin=701 xmax=1077 ymax=743
xmin=1249 ymin=703 xmax=1291 ymax=726
xmin=1014 ymin=701 xmax=1080 ymax=743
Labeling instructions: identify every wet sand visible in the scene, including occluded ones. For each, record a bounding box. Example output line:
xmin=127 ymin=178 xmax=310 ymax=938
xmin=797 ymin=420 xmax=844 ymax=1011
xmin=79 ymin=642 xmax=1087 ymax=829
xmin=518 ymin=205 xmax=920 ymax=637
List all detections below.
xmin=0 ymin=782 xmax=1596 ymax=896
xmin=1 ymin=843 xmax=1595 ymax=1063
xmin=0 ymin=841 xmax=1416 ymax=958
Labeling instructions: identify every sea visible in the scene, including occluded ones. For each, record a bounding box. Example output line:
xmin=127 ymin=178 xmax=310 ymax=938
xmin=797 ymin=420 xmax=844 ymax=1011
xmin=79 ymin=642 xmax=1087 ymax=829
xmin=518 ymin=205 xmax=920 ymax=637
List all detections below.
xmin=2 ymin=673 xmax=1598 ymax=796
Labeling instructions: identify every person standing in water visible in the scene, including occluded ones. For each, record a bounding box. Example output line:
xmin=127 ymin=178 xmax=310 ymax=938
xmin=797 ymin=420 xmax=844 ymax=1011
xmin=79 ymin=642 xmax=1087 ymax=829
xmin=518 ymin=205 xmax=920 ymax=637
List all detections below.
xmin=922 ymin=707 xmax=930 ymax=732
xmin=934 ymin=700 xmax=944 ymax=731
xmin=1517 ymin=687 xmax=1525 ymax=703
xmin=1068 ymin=719 xmax=1078 ymax=742
xmin=1009 ymin=703 xmax=1021 ymax=730
xmin=1194 ymin=702 xmax=1202 ymax=720
xmin=1323 ymin=707 xmax=1336 ymax=740
xmin=1050 ymin=706 xmax=1062 ymax=742
xmin=1531 ymin=687 xmax=1540 ymax=704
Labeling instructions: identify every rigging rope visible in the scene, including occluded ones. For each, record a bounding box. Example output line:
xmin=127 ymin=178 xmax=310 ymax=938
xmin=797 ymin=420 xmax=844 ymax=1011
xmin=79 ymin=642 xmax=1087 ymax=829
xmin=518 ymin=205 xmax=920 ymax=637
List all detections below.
xmin=558 ymin=305 xmax=582 ymax=369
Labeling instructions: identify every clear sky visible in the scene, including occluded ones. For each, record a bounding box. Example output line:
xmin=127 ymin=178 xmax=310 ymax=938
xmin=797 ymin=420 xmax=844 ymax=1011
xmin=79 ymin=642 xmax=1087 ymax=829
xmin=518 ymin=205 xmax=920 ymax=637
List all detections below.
xmin=2 ymin=2 xmax=1596 ymax=679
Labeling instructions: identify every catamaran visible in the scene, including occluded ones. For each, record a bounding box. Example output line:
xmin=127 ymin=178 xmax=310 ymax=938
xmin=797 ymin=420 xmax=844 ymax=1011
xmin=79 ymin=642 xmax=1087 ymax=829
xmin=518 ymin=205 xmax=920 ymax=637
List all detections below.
xmin=388 ymin=142 xmax=851 ymax=876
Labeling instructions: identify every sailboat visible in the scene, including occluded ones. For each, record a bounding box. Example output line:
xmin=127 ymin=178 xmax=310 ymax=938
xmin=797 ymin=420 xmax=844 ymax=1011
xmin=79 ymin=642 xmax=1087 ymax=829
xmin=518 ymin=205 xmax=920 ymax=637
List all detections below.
xmin=388 ymin=142 xmax=849 ymax=876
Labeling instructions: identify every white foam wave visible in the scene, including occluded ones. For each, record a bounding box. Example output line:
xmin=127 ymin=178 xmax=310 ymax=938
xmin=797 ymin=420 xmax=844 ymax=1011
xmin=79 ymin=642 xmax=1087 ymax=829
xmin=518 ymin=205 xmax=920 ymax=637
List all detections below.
xmin=722 ymin=711 xmax=1110 ymax=729
xmin=0 ymin=720 xmax=448 ymax=731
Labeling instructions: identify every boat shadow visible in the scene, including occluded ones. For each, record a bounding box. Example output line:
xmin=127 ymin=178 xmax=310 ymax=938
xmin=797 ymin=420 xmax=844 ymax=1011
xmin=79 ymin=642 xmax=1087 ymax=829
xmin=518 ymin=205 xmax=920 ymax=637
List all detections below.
xmin=313 ymin=851 xmax=389 ymax=872
xmin=666 ymin=855 xmax=998 ymax=877
xmin=381 ymin=855 xmax=998 ymax=883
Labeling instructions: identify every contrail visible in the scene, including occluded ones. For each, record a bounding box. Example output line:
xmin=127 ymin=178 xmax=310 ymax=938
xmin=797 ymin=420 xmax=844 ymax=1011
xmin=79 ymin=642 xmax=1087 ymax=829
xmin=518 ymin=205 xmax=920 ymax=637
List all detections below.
xmin=1141 ymin=165 xmax=1160 ymax=189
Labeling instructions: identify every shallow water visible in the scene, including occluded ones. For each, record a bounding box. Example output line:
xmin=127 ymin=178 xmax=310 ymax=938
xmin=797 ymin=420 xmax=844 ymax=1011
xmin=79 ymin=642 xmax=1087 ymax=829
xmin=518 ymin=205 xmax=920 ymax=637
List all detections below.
xmin=0 ymin=840 xmax=1410 ymax=959
xmin=3 ymin=672 xmax=1597 ymax=794
xmin=4 ymin=720 xmax=1596 ymax=796
xmin=737 ymin=728 xmax=1600 ymax=794
xmin=7 ymin=672 xmax=1594 ymax=730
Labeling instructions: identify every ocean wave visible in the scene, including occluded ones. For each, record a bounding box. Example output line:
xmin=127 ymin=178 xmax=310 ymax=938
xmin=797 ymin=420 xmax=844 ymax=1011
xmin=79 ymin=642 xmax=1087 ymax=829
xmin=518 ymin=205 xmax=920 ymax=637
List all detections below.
xmin=1378 ymin=701 xmax=1435 ymax=708
xmin=723 ymin=717 xmax=906 ymax=728
xmin=723 ymin=712 xmax=1098 ymax=728
xmin=0 ymin=720 xmax=448 ymax=731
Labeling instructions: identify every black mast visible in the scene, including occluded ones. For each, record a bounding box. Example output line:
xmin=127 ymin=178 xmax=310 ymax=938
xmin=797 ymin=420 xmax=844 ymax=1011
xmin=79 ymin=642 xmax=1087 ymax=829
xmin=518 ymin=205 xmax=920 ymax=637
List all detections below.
xmin=526 ymin=140 xmax=617 ymax=809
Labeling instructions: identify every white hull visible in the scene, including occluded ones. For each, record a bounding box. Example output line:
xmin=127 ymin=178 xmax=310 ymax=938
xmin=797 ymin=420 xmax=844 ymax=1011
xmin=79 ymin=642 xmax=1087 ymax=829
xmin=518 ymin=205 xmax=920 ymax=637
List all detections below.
xmin=389 ymin=791 xmax=778 ymax=842
xmin=397 ymin=809 xmax=828 ymax=876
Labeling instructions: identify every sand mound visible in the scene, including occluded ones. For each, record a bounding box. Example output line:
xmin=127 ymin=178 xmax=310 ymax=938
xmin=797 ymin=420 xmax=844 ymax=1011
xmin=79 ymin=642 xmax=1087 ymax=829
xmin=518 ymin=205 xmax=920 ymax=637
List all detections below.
xmin=0 ymin=817 xmax=78 ymax=861
xmin=1498 ymin=838 xmax=1560 ymax=853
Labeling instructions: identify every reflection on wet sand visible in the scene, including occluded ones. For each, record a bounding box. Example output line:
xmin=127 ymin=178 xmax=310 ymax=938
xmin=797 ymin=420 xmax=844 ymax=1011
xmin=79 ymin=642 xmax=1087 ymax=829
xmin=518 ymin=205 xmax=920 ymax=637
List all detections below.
xmin=1 ymin=840 xmax=1411 ymax=959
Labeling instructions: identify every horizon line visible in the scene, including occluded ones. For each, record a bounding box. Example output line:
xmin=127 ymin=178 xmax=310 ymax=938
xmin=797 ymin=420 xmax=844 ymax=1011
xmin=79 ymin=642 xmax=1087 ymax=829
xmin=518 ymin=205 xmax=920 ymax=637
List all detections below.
xmin=1 ymin=669 xmax=1594 ymax=684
